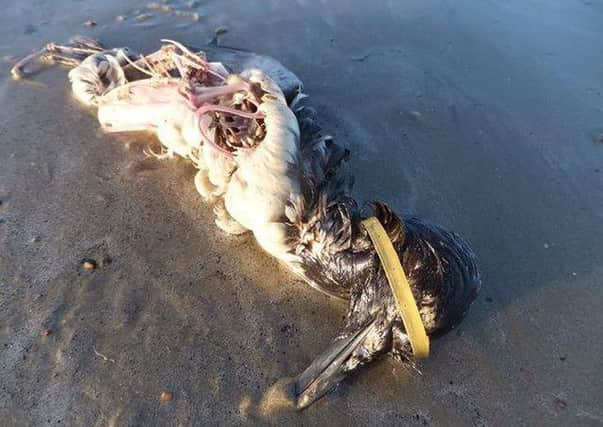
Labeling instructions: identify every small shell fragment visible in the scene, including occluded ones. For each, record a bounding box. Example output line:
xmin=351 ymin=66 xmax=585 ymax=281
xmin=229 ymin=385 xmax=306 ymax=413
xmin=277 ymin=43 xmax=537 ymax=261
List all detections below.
xmin=146 ymin=2 xmax=174 ymax=12
xmin=160 ymin=390 xmax=173 ymax=402
xmin=174 ymin=10 xmax=199 ymax=21
xmin=135 ymin=13 xmax=153 ymax=22
xmin=82 ymin=260 xmax=97 ymax=271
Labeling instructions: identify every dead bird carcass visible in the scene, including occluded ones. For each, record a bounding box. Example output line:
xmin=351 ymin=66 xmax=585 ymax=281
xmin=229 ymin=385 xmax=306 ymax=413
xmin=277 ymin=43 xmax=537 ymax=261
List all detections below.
xmin=12 ymin=37 xmax=481 ymax=409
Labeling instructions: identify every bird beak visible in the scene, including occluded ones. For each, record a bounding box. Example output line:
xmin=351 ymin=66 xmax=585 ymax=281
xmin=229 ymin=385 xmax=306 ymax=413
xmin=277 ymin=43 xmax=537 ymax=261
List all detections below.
xmin=294 ymin=317 xmax=380 ymax=409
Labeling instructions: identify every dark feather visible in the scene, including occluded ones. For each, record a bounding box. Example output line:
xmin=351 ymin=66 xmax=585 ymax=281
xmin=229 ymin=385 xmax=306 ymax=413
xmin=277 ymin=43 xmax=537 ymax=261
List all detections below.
xmin=288 ymin=102 xmax=482 ymax=407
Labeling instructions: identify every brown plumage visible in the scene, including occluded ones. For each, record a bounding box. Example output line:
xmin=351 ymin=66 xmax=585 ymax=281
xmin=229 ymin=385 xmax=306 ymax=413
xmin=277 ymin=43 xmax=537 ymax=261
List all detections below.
xmin=283 ymin=104 xmax=481 ymax=408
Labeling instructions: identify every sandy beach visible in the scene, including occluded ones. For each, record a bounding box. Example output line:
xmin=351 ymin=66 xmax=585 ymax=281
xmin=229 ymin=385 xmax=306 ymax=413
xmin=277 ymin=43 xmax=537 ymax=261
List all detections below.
xmin=1 ymin=0 xmax=602 ymax=425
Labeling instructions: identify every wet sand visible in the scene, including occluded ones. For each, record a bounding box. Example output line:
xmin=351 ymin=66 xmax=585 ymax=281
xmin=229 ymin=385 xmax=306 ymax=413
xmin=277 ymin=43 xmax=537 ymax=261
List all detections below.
xmin=1 ymin=0 xmax=602 ymax=425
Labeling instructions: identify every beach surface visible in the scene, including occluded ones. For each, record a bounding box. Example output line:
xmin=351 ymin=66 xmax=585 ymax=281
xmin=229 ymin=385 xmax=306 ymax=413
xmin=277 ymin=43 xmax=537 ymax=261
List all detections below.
xmin=1 ymin=0 xmax=602 ymax=425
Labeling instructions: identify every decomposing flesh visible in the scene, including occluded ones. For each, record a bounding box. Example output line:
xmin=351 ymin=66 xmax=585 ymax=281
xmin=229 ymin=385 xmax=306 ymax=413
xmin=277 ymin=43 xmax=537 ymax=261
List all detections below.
xmin=12 ymin=37 xmax=481 ymax=409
